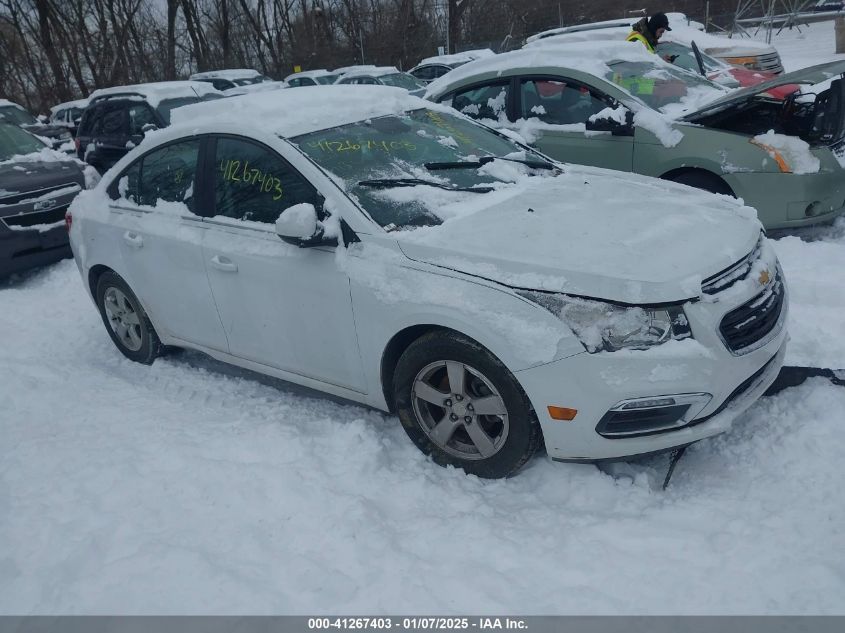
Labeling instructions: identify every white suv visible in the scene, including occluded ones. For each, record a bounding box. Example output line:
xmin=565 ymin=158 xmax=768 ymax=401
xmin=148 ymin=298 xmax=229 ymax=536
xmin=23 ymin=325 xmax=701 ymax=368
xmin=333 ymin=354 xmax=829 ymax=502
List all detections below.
xmin=67 ymin=86 xmax=788 ymax=478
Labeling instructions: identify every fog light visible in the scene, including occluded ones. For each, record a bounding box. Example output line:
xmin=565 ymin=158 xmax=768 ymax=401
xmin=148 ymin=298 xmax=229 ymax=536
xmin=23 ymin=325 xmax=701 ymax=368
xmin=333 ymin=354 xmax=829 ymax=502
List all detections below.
xmin=805 ymin=201 xmax=822 ymax=217
xmin=596 ymin=393 xmax=712 ymax=438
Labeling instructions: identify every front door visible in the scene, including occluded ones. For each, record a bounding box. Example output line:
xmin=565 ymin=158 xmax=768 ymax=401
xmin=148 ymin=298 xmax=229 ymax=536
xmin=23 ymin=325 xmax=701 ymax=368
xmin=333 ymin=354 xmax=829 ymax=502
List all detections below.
xmin=515 ymin=77 xmax=635 ymax=173
xmin=201 ymin=136 xmax=366 ymax=392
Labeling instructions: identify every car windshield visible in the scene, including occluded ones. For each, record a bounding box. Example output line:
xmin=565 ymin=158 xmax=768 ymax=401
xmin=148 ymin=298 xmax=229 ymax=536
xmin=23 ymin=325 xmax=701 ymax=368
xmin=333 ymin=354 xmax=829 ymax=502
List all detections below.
xmin=657 ymin=42 xmax=725 ymax=74
xmin=0 ymin=123 xmax=45 ymax=160
xmin=234 ymin=77 xmax=263 ymax=86
xmin=0 ymin=105 xmax=38 ymax=126
xmin=315 ymin=75 xmax=339 ymax=85
xmin=292 ymin=108 xmax=548 ymax=229
xmin=605 ymin=60 xmax=726 ymax=113
xmin=157 ymin=94 xmax=221 ymax=123
xmin=378 ymin=73 xmax=424 ymax=91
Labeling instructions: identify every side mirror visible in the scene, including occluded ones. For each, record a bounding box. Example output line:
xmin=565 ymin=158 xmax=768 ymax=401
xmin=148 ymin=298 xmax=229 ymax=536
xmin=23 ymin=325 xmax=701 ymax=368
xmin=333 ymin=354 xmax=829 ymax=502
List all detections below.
xmin=141 ymin=123 xmax=157 ymax=133
xmin=275 ymin=202 xmax=337 ymax=247
xmin=585 ymin=107 xmax=634 ymax=136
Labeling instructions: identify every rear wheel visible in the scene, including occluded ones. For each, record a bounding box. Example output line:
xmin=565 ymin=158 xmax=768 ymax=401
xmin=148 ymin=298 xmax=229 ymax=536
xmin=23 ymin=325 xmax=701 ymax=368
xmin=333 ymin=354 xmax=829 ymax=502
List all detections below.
xmin=95 ymin=271 xmax=161 ymax=364
xmin=393 ymin=331 xmax=541 ymax=478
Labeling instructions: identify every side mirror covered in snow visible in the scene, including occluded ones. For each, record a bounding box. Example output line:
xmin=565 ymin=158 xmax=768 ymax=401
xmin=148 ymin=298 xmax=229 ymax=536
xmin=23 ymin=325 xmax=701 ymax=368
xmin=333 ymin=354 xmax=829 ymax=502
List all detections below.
xmin=586 ymin=106 xmax=634 ymax=136
xmin=275 ymin=198 xmax=337 ymax=248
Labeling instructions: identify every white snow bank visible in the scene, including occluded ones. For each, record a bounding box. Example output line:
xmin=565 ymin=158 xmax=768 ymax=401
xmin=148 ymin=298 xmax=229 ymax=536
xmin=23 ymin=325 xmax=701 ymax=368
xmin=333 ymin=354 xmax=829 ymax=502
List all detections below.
xmin=753 ymin=130 xmax=820 ymax=174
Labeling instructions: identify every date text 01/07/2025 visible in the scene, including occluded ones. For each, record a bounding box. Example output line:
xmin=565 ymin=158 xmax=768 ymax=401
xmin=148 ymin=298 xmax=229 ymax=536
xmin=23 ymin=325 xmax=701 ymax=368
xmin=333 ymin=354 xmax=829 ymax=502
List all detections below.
xmin=307 ymin=618 xmax=528 ymax=630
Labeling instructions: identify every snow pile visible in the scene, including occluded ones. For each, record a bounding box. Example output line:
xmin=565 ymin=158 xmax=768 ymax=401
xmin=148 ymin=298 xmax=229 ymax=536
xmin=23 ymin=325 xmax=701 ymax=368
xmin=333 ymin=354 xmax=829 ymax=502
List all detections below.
xmin=0 ymin=147 xmax=76 ymax=167
xmin=753 ymin=130 xmax=820 ymax=174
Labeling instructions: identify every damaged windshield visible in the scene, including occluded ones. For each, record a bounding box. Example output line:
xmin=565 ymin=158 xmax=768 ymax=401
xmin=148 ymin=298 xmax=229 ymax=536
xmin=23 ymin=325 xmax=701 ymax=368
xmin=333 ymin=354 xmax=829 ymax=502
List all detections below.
xmin=292 ymin=108 xmax=555 ymax=229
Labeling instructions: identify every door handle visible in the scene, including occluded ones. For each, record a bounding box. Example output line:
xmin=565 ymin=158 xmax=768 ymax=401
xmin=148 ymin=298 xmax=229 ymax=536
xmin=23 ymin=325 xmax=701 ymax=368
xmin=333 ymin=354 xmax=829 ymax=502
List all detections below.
xmin=122 ymin=231 xmax=143 ymax=248
xmin=210 ymin=255 xmax=238 ymax=273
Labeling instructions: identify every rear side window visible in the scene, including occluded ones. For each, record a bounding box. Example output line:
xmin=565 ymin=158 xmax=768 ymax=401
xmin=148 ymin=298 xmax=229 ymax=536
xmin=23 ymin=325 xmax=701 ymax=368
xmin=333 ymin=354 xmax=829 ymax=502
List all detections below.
xmin=449 ymin=81 xmax=510 ymax=122
xmin=214 ymin=137 xmax=316 ymax=224
xmin=100 ymin=106 xmax=126 ymax=135
xmin=78 ymin=105 xmax=102 ymax=136
xmin=128 ymin=104 xmax=157 ymax=135
xmin=110 ymin=139 xmax=200 ymax=212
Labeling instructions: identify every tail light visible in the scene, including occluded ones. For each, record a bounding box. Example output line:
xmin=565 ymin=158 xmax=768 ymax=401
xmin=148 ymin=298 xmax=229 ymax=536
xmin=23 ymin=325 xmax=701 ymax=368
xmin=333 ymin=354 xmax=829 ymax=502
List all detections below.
xmin=65 ymin=210 xmax=72 ymax=232
xmin=74 ymin=138 xmax=81 ymax=153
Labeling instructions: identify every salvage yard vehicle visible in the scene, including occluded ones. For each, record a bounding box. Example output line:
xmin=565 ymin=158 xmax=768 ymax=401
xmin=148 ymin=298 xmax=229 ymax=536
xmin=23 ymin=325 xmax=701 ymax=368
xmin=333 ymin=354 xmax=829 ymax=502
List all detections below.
xmin=409 ymin=49 xmax=496 ymax=84
xmin=0 ymin=99 xmax=74 ymax=151
xmin=189 ymin=68 xmax=272 ymax=92
xmin=525 ymin=13 xmax=785 ymax=75
xmin=75 ymin=81 xmax=223 ymax=174
xmin=49 ymin=98 xmax=90 ymax=138
xmin=68 ymin=86 xmax=787 ymax=478
xmin=426 ymin=43 xmax=845 ymax=230
xmin=285 ymin=69 xmax=342 ymax=87
xmin=0 ymin=123 xmax=85 ymax=277
xmin=334 ymin=67 xmax=427 ymax=95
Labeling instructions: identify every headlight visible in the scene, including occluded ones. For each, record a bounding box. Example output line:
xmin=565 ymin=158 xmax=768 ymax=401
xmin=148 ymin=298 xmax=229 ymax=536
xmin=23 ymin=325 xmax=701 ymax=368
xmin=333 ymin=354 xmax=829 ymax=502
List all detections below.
xmin=517 ymin=290 xmax=691 ymax=353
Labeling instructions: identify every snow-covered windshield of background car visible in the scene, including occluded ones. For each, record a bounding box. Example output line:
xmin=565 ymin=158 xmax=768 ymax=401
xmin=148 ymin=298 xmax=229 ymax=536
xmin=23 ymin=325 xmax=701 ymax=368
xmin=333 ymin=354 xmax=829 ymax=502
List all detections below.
xmin=0 ymin=106 xmax=38 ymax=126
xmin=292 ymin=109 xmax=546 ymax=229
xmin=606 ymin=60 xmax=727 ymax=115
xmin=316 ymin=75 xmax=340 ymax=85
xmin=379 ymin=73 xmax=425 ymax=91
xmin=0 ymin=123 xmax=45 ymax=160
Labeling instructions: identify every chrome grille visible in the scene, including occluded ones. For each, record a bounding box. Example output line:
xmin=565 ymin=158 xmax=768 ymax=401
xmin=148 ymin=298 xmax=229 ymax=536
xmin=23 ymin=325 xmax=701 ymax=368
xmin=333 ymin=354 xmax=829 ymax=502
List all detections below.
xmin=719 ymin=269 xmax=785 ymax=353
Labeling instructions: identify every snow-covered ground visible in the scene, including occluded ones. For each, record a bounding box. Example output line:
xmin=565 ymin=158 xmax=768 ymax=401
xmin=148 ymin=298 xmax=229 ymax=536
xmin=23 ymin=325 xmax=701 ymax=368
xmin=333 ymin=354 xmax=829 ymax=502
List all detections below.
xmin=729 ymin=16 xmax=845 ymax=72
xmin=2 ymin=23 xmax=845 ymax=615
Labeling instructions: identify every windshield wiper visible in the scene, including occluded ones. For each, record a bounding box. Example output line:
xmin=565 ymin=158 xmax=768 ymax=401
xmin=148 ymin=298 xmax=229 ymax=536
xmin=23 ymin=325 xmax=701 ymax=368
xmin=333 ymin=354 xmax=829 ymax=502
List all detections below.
xmin=424 ymin=155 xmax=558 ymax=171
xmin=357 ymin=178 xmax=494 ymax=193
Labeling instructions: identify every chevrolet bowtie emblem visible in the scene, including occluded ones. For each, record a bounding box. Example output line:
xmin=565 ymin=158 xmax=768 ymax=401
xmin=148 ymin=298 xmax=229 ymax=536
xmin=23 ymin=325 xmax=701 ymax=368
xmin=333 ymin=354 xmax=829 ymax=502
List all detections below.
xmin=758 ymin=269 xmax=771 ymax=286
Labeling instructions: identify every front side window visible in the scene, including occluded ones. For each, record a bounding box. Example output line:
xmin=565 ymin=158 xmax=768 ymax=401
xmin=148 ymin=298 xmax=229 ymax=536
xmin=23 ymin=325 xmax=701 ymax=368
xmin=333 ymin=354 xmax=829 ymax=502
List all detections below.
xmin=520 ymin=78 xmax=608 ymax=124
xmin=449 ymin=82 xmax=510 ymax=122
xmin=214 ymin=137 xmax=316 ymax=224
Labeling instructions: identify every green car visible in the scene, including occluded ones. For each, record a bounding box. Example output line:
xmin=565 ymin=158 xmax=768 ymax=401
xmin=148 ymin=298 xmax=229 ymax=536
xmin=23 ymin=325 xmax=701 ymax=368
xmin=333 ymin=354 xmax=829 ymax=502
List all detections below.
xmin=424 ymin=41 xmax=845 ymax=230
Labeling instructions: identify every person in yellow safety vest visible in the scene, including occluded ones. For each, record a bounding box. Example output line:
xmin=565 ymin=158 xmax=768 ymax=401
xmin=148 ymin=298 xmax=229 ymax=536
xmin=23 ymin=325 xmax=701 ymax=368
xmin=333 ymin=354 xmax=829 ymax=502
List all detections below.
xmin=626 ymin=12 xmax=671 ymax=54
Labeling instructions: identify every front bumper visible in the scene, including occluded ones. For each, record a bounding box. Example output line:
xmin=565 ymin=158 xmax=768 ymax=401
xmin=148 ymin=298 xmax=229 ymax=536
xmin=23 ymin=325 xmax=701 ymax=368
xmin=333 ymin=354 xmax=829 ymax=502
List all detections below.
xmin=515 ymin=259 xmax=789 ymax=462
xmin=0 ymin=222 xmax=71 ymax=278
xmin=727 ymin=169 xmax=845 ymax=230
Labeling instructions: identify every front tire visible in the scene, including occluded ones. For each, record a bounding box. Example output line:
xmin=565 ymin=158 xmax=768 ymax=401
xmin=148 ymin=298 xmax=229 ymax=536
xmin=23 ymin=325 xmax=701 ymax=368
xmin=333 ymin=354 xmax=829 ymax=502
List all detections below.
xmin=393 ymin=331 xmax=541 ymax=478
xmin=95 ymin=271 xmax=162 ymax=364
xmin=668 ymin=170 xmax=734 ymax=197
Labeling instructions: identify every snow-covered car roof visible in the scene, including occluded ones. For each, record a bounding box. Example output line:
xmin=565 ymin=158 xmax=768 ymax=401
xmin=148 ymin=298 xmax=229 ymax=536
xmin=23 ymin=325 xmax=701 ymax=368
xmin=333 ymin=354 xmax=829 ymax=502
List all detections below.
xmin=333 ymin=64 xmax=380 ymax=75
xmin=49 ymin=98 xmax=90 ymax=114
xmin=338 ymin=66 xmax=403 ymax=80
xmin=284 ymin=69 xmax=334 ymax=81
xmin=222 ymin=80 xmax=288 ymax=96
xmin=426 ymin=40 xmax=670 ymax=96
xmin=414 ymin=48 xmax=496 ymax=68
xmin=169 ymin=85 xmax=453 ymax=139
xmin=88 ymin=81 xmax=222 ymax=107
xmin=189 ymin=68 xmax=262 ymax=81
xmin=526 ymin=14 xmax=776 ymax=54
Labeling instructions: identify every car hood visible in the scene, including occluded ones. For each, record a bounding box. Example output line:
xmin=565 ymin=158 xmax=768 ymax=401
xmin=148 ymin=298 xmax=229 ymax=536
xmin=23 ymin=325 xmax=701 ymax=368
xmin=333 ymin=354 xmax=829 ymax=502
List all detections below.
xmin=20 ymin=123 xmax=69 ymax=139
xmin=395 ymin=168 xmax=761 ymax=304
xmin=684 ymin=60 xmax=845 ymax=121
xmin=0 ymin=160 xmax=84 ymax=206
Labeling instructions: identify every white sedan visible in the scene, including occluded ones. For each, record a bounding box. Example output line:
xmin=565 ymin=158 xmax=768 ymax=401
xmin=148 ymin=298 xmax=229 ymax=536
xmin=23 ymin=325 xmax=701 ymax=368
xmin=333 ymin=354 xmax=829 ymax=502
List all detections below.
xmin=67 ymin=86 xmax=787 ymax=478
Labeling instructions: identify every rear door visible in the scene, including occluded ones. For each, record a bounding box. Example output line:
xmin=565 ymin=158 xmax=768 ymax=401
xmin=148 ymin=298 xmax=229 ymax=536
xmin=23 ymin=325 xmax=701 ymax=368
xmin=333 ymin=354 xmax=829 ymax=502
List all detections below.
xmin=108 ymin=137 xmax=229 ymax=351
xmin=515 ymin=76 xmax=634 ymax=172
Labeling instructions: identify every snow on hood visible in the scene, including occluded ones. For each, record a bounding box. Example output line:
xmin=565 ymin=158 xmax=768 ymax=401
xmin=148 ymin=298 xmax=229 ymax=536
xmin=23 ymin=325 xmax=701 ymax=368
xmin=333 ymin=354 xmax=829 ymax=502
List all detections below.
xmin=415 ymin=49 xmax=496 ymax=68
xmin=391 ymin=165 xmax=761 ymax=304
xmin=190 ymin=68 xmax=262 ymax=80
xmin=170 ymin=85 xmax=455 ymax=138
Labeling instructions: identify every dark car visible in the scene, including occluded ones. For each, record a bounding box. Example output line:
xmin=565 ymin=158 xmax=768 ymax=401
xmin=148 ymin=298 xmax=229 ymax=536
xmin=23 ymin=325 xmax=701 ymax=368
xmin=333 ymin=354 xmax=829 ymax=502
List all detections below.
xmin=0 ymin=123 xmax=85 ymax=277
xmin=75 ymin=81 xmax=222 ymax=173
xmin=0 ymin=99 xmax=74 ymax=151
